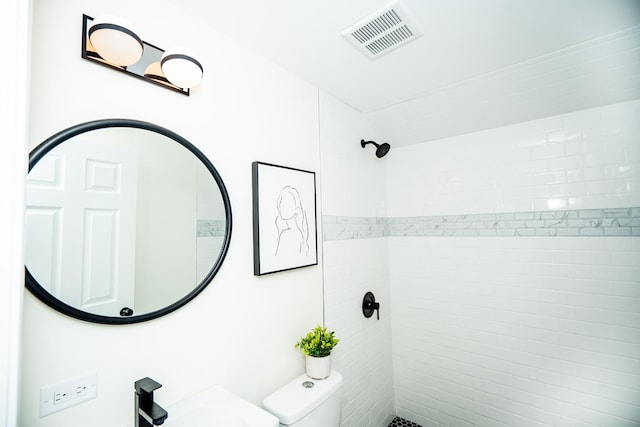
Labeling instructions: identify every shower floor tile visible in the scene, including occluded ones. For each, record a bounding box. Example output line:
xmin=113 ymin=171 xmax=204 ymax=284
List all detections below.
xmin=388 ymin=416 xmax=422 ymax=427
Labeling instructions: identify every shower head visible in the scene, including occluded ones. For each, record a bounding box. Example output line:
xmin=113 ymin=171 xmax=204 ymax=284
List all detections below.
xmin=360 ymin=139 xmax=391 ymax=158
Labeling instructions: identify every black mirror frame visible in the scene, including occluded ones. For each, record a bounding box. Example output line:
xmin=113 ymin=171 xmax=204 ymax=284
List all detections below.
xmin=25 ymin=118 xmax=232 ymax=324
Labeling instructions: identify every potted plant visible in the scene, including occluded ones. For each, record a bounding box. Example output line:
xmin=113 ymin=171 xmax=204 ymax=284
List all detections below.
xmin=295 ymin=325 xmax=340 ymax=379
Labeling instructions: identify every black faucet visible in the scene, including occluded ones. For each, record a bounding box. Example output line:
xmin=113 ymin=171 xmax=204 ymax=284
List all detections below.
xmin=135 ymin=377 xmax=168 ymax=427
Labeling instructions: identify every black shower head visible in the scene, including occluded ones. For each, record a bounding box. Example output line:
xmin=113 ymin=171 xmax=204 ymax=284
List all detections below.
xmin=360 ymin=139 xmax=391 ymax=158
xmin=376 ymin=142 xmax=390 ymax=158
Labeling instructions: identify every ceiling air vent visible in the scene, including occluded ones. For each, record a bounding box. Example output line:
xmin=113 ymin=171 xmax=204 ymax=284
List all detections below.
xmin=341 ymin=1 xmax=423 ymax=59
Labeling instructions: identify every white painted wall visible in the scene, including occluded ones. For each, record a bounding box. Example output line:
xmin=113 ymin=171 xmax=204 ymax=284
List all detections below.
xmin=319 ymin=92 xmax=395 ymax=427
xmin=21 ymin=0 xmax=323 ymax=426
xmin=0 ymin=1 xmax=30 ymax=426
xmin=386 ymin=101 xmax=640 ymax=426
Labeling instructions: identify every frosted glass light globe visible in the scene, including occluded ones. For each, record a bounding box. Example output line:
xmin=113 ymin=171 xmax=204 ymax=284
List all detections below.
xmin=161 ymin=47 xmax=203 ymax=89
xmin=88 ymin=15 xmax=143 ymax=66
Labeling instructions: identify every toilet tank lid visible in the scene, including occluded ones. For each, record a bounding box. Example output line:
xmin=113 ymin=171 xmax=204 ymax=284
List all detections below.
xmin=262 ymin=370 xmax=343 ymax=425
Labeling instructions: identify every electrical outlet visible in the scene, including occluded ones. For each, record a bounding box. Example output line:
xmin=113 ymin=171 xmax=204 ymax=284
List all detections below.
xmin=40 ymin=370 xmax=98 ymax=417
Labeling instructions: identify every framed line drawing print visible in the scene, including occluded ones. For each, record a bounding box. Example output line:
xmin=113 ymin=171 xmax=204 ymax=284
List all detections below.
xmin=252 ymin=161 xmax=318 ymax=275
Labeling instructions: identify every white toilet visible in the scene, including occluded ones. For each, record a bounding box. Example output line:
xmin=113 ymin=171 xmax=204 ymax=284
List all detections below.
xmin=262 ymin=370 xmax=343 ymax=426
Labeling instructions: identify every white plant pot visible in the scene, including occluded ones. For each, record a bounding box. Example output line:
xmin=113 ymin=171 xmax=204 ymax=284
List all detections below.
xmin=305 ymin=355 xmax=331 ymax=380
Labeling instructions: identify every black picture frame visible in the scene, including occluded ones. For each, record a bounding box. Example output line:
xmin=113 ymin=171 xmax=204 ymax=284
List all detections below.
xmin=252 ymin=162 xmax=318 ymax=275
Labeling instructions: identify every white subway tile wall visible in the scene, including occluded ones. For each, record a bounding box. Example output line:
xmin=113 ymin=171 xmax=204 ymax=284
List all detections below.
xmin=390 ymin=236 xmax=640 ymax=427
xmin=320 ymin=91 xmax=396 ymax=427
xmin=385 ymin=100 xmax=640 ymax=217
xmin=387 ymin=101 xmax=640 ymax=426
xmin=324 ymin=238 xmax=396 ymax=427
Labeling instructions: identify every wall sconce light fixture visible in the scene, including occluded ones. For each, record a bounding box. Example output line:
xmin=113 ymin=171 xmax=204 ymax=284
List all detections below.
xmin=82 ymin=14 xmax=204 ymax=96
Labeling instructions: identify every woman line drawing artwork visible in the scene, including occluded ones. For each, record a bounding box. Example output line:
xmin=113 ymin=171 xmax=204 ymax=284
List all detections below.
xmin=274 ymin=185 xmax=310 ymax=257
xmin=252 ymin=161 xmax=318 ymax=275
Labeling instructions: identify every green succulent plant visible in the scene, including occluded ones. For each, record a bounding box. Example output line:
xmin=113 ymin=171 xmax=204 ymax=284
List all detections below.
xmin=294 ymin=325 xmax=340 ymax=357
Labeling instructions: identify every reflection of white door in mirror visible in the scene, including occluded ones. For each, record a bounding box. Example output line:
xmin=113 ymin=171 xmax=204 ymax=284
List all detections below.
xmin=25 ymin=138 xmax=138 ymax=317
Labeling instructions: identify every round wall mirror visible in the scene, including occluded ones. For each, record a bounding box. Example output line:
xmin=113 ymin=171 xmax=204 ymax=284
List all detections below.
xmin=25 ymin=119 xmax=232 ymax=324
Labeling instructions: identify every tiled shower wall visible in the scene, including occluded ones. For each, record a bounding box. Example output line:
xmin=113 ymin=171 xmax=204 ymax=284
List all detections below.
xmin=390 ymin=236 xmax=639 ymax=427
xmin=324 ymin=238 xmax=395 ymax=427
xmin=319 ymin=91 xmax=396 ymax=427
xmin=383 ymin=100 xmax=640 ymax=426
xmin=386 ymin=100 xmax=640 ymax=218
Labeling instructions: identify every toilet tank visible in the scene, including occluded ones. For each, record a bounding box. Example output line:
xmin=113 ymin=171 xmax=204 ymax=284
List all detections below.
xmin=263 ymin=370 xmax=343 ymax=427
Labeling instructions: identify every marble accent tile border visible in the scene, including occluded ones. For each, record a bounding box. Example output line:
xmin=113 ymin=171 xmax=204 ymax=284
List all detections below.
xmin=323 ymin=215 xmax=386 ymax=241
xmin=323 ymin=207 xmax=640 ymax=241
xmin=196 ymin=219 xmax=226 ymax=237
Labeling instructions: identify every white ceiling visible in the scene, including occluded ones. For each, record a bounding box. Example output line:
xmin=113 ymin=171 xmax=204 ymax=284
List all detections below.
xmin=184 ymin=0 xmax=640 ymax=147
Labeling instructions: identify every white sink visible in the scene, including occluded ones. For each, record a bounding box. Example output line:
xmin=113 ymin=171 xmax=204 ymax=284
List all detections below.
xmin=163 ymin=385 xmax=279 ymax=427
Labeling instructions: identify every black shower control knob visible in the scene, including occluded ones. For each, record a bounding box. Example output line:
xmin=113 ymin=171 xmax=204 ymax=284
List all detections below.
xmin=362 ymin=291 xmax=380 ymax=320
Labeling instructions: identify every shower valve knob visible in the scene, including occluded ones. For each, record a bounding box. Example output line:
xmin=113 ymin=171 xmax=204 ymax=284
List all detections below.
xmin=362 ymin=291 xmax=380 ymax=320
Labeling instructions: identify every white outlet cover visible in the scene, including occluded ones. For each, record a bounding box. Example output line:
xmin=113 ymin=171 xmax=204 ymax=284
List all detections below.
xmin=40 ymin=370 xmax=98 ymax=417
